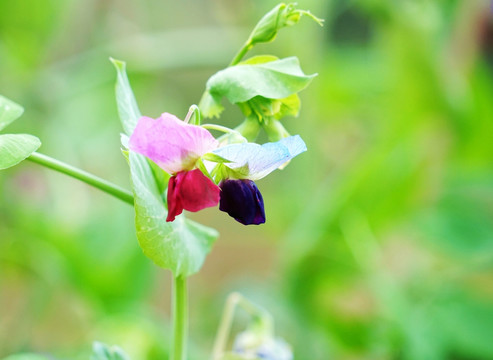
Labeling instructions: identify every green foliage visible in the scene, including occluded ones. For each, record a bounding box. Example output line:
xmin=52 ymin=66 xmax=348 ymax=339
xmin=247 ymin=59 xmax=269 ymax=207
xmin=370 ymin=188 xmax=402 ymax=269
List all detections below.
xmin=200 ymin=57 xmax=315 ymax=119
xmin=112 ymin=59 xmax=218 ymax=277
xmin=0 ymin=96 xmax=41 ymax=170
xmin=91 ymin=342 xmax=130 ymax=360
xmin=0 ymin=95 xmax=24 ymax=131
xmin=0 ymin=134 xmax=41 ymax=170
xmin=1 ymin=355 xmax=50 ymax=360
xmin=130 ymin=151 xmax=218 ymax=276
xmin=2 ymin=1 xmax=493 ymax=359
xmin=110 ymin=59 xmax=141 ymax=136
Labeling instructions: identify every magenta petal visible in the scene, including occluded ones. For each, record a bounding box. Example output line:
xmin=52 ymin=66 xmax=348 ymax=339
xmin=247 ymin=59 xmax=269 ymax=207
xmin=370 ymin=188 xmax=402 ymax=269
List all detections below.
xmin=166 ymin=169 xmax=220 ymax=222
xmin=166 ymin=175 xmax=183 ymax=222
xmin=129 ymin=113 xmax=218 ymax=174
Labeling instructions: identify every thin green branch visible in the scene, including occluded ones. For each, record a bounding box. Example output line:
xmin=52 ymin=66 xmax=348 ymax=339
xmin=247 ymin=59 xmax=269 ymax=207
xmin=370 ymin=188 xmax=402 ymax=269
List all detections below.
xmin=229 ymin=42 xmax=252 ymax=66
xmin=211 ymin=292 xmax=273 ymax=360
xmin=172 ymin=275 xmax=188 ymax=360
xmin=27 ymin=152 xmax=134 ymax=206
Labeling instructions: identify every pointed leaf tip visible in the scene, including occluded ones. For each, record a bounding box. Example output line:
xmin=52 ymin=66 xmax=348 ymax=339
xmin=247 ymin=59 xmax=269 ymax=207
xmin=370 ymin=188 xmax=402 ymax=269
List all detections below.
xmin=0 ymin=134 xmax=41 ymax=170
xmin=0 ymin=95 xmax=25 ymax=132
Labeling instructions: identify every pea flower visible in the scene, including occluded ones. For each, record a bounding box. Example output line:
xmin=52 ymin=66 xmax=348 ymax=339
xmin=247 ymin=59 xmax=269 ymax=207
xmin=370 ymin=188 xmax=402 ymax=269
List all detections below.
xmin=233 ymin=330 xmax=293 ymax=360
xmin=212 ymin=135 xmax=306 ymax=225
xmin=129 ymin=113 xmax=220 ymax=222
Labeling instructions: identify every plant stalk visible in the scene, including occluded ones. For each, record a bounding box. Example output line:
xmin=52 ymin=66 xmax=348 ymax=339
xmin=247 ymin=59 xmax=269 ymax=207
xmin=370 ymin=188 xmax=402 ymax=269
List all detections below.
xmin=172 ymin=275 xmax=188 ymax=360
xmin=229 ymin=42 xmax=252 ymax=66
xmin=27 ymin=152 xmax=134 ymax=205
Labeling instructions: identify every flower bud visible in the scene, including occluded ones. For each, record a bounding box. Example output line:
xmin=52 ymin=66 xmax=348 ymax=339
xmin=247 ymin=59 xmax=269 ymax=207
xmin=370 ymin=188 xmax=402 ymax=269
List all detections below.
xmin=233 ymin=331 xmax=293 ymax=360
xmin=247 ymin=3 xmax=323 ymax=46
xmin=263 ymin=117 xmax=290 ymax=142
xmin=234 ymin=115 xmax=261 ymax=142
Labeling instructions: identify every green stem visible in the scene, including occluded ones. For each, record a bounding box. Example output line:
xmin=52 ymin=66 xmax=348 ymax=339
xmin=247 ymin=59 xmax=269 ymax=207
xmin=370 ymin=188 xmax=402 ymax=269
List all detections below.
xmin=211 ymin=293 xmax=274 ymax=360
xmin=172 ymin=275 xmax=188 ymax=360
xmin=229 ymin=41 xmax=252 ymax=66
xmin=201 ymin=124 xmax=238 ymax=134
xmin=212 ymin=293 xmax=241 ymax=360
xmin=27 ymin=152 xmax=134 ymax=206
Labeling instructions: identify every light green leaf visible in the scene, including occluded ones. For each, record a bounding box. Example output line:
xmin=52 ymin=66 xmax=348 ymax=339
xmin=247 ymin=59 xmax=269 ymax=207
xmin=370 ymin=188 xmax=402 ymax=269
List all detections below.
xmin=0 ymin=134 xmax=41 ymax=170
xmin=0 ymin=95 xmax=24 ymax=132
xmin=239 ymin=55 xmax=279 ymax=65
xmin=112 ymin=58 xmax=219 ymax=276
xmin=208 ymin=56 xmax=315 ymax=103
xmin=1 ymin=354 xmax=50 ymax=360
xmin=199 ymin=90 xmax=224 ymax=119
xmin=110 ymin=58 xmax=142 ymax=137
xmin=130 ymin=151 xmax=218 ymax=276
xmin=91 ymin=342 xmax=131 ymax=360
xmin=202 ymin=57 xmax=315 ymax=119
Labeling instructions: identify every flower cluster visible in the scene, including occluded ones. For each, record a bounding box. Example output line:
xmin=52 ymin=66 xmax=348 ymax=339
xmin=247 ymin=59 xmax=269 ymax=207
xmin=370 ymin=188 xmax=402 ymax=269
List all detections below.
xmin=129 ymin=112 xmax=305 ymax=225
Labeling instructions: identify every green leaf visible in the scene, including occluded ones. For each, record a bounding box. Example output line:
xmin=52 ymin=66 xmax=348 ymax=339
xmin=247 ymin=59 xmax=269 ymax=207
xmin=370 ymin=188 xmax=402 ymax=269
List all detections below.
xmin=239 ymin=55 xmax=279 ymax=65
xmin=1 ymin=355 xmax=50 ymax=360
xmin=203 ymin=57 xmax=315 ymax=118
xmin=0 ymin=134 xmax=41 ymax=170
xmin=130 ymin=151 xmax=218 ymax=276
xmin=91 ymin=342 xmax=131 ymax=360
xmin=112 ymin=58 xmax=219 ymax=276
xmin=0 ymin=95 xmax=24 ymax=132
xmin=110 ymin=58 xmax=142 ymax=137
xmin=199 ymin=90 xmax=224 ymax=119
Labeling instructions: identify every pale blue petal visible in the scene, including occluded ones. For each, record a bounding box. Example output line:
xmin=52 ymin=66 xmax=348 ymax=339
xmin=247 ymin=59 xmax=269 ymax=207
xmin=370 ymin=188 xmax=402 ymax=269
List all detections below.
xmin=212 ymin=135 xmax=307 ymax=180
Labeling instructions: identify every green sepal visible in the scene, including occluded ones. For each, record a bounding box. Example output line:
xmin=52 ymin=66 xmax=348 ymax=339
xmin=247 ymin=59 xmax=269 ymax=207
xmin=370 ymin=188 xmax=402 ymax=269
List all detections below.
xmin=212 ymin=162 xmax=250 ymax=182
xmin=0 ymin=95 xmax=24 ymax=131
xmin=0 ymin=134 xmax=41 ymax=170
xmin=202 ymin=152 xmax=232 ymax=164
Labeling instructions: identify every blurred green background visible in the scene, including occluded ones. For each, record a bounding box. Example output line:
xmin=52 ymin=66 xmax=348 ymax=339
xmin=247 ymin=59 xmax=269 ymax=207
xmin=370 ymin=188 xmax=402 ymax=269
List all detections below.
xmin=1 ymin=0 xmax=493 ymax=359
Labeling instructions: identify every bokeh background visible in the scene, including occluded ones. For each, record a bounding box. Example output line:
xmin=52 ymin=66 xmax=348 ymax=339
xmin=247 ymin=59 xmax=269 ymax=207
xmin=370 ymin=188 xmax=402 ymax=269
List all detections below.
xmin=1 ymin=0 xmax=493 ymax=359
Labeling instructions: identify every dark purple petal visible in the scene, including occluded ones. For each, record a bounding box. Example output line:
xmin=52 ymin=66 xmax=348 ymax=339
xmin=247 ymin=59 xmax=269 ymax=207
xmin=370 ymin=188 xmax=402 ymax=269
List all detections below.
xmin=219 ymin=179 xmax=265 ymax=225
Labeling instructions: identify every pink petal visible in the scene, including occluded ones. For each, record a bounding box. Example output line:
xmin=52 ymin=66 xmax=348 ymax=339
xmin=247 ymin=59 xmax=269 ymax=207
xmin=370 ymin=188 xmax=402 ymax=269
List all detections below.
xmin=129 ymin=113 xmax=218 ymax=174
xmin=166 ymin=169 xmax=220 ymax=222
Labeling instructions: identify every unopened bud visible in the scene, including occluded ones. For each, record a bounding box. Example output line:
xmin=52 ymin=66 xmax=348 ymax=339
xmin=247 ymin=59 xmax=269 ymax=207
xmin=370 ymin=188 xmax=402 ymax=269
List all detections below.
xmin=247 ymin=3 xmax=323 ymax=46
